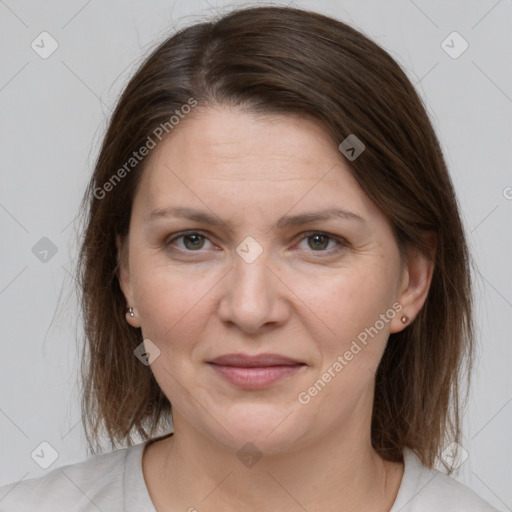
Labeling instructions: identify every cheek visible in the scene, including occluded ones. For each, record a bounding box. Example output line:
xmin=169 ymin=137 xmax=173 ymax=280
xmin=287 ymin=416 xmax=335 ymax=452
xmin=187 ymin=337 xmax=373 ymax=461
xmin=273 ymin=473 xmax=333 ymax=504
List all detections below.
xmin=132 ymin=268 xmax=213 ymax=400
xmin=132 ymin=261 xmax=214 ymax=347
xmin=299 ymin=263 xmax=398 ymax=362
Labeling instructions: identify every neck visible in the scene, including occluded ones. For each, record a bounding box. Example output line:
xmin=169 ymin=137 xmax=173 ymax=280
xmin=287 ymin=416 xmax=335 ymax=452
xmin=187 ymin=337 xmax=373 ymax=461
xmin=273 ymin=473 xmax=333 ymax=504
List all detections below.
xmin=143 ymin=417 xmax=403 ymax=512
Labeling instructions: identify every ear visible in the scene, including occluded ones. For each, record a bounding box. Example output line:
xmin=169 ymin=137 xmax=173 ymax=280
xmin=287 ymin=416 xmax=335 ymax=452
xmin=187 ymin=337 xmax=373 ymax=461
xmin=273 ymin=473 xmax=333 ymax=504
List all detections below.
xmin=390 ymin=233 xmax=437 ymax=333
xmin=116 ymin=234 xmax=141 ymax=328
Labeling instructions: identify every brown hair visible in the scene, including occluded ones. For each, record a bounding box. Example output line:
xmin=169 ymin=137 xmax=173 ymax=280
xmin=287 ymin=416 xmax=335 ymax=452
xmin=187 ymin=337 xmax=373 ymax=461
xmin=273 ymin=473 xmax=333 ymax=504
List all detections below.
xmin=77 ymin=5 xmax=473 ymax=470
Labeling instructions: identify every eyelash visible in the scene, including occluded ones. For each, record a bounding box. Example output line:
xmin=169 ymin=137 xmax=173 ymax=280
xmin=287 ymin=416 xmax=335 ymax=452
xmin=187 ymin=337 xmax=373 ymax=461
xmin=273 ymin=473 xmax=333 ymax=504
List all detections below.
xmin=164 ymin=230 xmax=348 ymax=257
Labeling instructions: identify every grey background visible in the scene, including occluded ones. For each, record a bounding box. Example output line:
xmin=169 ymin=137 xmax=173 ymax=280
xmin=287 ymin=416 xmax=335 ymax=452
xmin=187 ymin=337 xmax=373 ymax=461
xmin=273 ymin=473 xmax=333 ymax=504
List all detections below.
xmin=0 ymin=0 xmax=511 ymax=510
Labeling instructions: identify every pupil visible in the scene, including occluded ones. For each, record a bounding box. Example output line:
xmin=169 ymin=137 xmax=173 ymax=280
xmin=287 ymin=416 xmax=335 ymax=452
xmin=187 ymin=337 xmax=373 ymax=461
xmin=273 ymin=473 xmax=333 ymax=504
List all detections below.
xmin=310 ymin=234 xmax=328 ymax=250
xmin=185 ymin=234 xmax=203 ymax=250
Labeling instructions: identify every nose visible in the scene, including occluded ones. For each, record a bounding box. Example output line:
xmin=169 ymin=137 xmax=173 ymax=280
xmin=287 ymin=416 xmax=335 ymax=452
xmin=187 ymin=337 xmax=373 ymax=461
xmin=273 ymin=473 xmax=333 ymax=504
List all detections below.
xmin=217 ymin=244 xmax=290 ymax=335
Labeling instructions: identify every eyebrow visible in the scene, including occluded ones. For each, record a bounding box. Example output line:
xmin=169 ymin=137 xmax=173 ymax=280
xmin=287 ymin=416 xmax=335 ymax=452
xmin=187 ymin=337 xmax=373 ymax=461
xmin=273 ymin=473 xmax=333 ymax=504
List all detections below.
xmin=146 ymin=206 xmax=365 ymax=232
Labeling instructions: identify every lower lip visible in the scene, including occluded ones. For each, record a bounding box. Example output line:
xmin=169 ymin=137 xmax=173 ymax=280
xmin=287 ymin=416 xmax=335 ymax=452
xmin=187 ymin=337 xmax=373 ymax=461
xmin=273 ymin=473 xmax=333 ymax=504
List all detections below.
xmin=208 ymin=364 xmax=305 ymax=389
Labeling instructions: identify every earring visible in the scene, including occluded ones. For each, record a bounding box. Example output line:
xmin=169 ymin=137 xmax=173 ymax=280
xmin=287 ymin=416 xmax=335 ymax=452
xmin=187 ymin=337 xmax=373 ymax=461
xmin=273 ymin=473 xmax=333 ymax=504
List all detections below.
xmin=401 ymin=315 xmax=409 ymax=324
xmin=126 ymin=307 xmax=135 ymax=318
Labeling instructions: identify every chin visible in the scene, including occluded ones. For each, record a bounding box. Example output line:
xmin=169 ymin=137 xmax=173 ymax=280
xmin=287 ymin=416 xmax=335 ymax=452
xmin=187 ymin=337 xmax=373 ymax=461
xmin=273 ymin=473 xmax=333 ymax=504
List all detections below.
xmin=199 ymin=404 xmax=310 ymax=454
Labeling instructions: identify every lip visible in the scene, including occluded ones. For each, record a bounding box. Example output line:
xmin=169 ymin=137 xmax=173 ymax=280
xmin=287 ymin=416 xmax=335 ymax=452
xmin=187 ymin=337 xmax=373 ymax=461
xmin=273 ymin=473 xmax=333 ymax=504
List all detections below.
xmin=207 ymin=353 xmax=306 ymax=389
xmin=208 ymin=353 xmax=303 ymax=367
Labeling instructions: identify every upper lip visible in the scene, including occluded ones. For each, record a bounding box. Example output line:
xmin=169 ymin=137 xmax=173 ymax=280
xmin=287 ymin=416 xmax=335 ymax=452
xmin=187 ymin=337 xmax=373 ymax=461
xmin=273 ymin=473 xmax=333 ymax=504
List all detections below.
xmin=208 ymin=353 xmax=304 ymax=367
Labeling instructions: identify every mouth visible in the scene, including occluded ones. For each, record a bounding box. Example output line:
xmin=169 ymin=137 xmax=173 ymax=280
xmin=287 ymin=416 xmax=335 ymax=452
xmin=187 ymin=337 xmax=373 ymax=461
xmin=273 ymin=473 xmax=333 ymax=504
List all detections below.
xmin=207 ymin=353 xmax=306 ymax=389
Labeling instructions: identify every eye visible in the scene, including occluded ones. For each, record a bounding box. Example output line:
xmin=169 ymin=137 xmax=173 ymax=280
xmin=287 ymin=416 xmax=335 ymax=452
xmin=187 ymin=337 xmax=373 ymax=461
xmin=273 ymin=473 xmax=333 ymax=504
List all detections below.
xmin=166 ymin=231 xmax=214 ymax=251
xmin=296 ymin=231 xmax=347 ymax=255
xmin=164 ymin=230 xmax=348 ymax=256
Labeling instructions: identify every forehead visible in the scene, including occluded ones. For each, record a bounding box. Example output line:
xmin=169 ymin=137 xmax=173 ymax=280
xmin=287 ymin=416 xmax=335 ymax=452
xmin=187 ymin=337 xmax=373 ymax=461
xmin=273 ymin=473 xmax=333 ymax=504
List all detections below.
xmin=142 ymin=107 xmax=351 ymax=187
xmin=133 ymin=106 xmax=383 ymax=224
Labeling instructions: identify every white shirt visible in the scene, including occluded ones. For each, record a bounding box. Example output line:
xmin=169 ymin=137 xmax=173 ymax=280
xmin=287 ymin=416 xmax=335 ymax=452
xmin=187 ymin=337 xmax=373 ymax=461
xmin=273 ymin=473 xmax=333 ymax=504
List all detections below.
xmin=0 ymin=441 xmax=500 ymax=511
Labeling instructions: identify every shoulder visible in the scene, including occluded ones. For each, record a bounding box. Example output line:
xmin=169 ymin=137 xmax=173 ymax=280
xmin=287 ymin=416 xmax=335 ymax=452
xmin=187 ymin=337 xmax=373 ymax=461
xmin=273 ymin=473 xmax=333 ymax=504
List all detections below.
xmin=390 ymin=448 xmax=502 ymax=512
xmin=0 ymin=442 xmax=147 ymax=512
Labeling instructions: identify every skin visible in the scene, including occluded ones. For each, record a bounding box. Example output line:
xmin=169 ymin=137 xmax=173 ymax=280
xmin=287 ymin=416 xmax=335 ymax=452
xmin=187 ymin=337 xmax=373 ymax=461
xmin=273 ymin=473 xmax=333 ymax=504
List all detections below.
xmin=117 ymin=106 xmax=435 ymax=511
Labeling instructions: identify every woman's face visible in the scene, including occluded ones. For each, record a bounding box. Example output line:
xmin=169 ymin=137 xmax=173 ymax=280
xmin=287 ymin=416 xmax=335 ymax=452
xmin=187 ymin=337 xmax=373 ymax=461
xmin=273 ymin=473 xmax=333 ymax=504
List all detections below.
xmin=118 ymin=106 xmax=426 ymax=452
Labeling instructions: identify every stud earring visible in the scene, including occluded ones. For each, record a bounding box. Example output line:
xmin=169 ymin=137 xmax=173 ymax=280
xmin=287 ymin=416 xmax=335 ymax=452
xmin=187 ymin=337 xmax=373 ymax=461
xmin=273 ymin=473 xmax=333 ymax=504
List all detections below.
xmin=401 ymin=315 xmax=409 ymax=324
xmin=126 ymin=307 xmax=135 ymax=318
